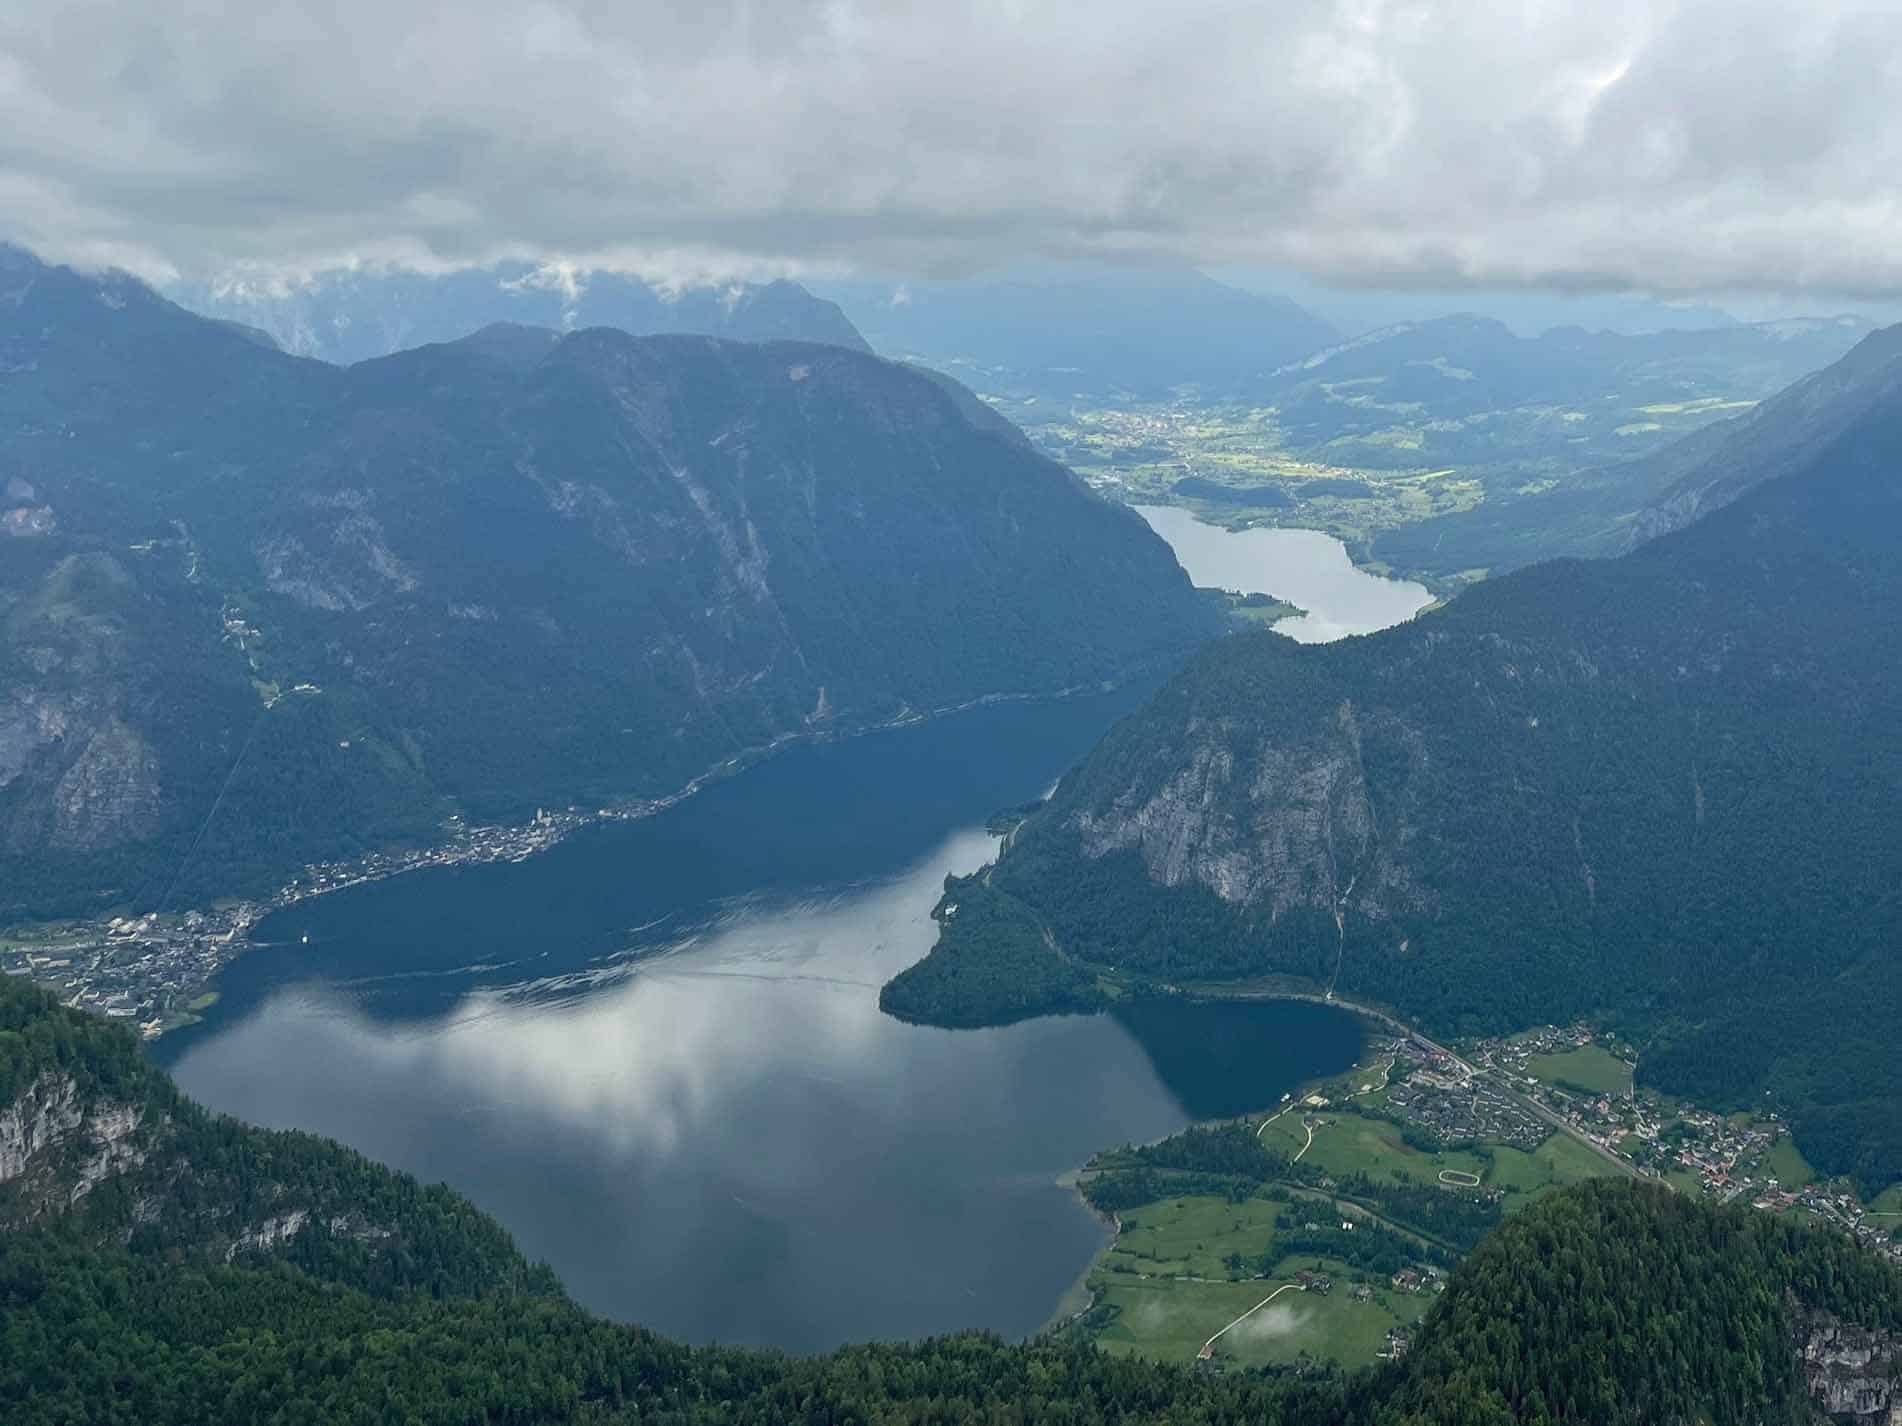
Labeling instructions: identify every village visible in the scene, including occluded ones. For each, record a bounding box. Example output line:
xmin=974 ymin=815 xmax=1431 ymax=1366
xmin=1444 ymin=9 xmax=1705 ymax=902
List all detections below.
xmin=1390 ymin=1022 xmax=1902 ymax=1268
xmin=0 ymin=805 xmax=599 ymax=1036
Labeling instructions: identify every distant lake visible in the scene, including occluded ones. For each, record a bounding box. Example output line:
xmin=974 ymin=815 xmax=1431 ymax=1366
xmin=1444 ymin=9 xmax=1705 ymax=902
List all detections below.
xmin=163 ymin=690 xmax=1363 ymax=1353
xmin=1137 ymin=504 xmax=1432 ymax=641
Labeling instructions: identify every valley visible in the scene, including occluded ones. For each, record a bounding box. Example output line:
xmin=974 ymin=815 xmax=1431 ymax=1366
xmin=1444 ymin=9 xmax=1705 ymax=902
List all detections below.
xmin=953 ymin=315 xmax=1877 ymax=590
xmin=1072 ymin=1016 xmax=1902 ymax=1375
xmin=142 ymin=687 xmax=1364 ymax=1352
xmin=10 ymin=266 xmax=1901 ymax=1393
xmin=11 ymin=10 xmax=1902 ymax=1422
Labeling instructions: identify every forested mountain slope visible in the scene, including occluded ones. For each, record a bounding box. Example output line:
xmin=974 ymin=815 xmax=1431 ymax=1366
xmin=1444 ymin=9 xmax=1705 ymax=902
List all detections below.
xmin=1373 ymin=320 xmax=1902 ymax=576
xmin=1269 ymin=312 xmax=1873 ymax=472
xmin=889 ymin=323 xmax=1902 ymax=1191
xmin=169 ymin=260 xmax=872 ymax=363
xmin=3 ymin=979 xmax=1898 ymax=1424
xmin=0 ymin=246 xmax=1221 ymax=917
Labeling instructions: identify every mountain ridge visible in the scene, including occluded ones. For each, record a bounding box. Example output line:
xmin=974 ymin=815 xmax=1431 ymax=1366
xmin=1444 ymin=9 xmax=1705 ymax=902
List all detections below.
xmin=0 ymin=248 xmax=1221 ymax=919
xmin=164 ymin=260 xmax=874 ymax=363
xmin=886 ymin=322 xmax=1902 ymax=1191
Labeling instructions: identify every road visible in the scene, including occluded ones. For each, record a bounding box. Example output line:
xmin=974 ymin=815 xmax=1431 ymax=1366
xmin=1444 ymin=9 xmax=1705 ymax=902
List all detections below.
xmin=1199 ymin=1281 xmax=1299 ymax=1360
xmin=1222 ymin=987 xmax=1637 ymax=1179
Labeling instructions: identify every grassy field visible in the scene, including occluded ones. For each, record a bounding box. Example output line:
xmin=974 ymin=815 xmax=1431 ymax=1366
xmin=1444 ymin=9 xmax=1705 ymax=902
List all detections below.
xmin=1665 ymin=1167 xmax=1709 ymax=1198
xmin=1260 ymin=1106 xmax=1489 ymax=1187
xmin=1086 ymin=1038 xmax=1624 ymax=1373
xmin=1524 ymin=1044 xmax=1634 ymax=1097
xmin=1104 ymin=1195 xmax=1284 ymax=1281
xmin=1486 ymin=1133 xmax=1620 ymax=1204
xmin=1092 ymin=1258 xmax=1431 ymax=1369
xmin=1761 ymin=1136 xmax=1817 ymax=1189
xmin=1866 ymin=1185 xmax=1902 ymax=1215
xmin=1021 ymin=402 xmax=1489 ymax=555
xmin=0 ymin=920 xmax=92 ymax=952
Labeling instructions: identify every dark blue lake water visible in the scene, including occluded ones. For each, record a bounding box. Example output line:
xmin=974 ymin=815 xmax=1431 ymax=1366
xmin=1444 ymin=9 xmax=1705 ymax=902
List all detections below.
xmin=163 ymin=688 xmax=1362 ymax=1352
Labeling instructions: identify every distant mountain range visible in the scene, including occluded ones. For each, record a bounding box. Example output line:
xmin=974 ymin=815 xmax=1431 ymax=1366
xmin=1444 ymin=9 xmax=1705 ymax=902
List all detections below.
xmin=888 ymin=322 xmax=1902 ymax=1193
xmin=1374 ymin=317 xmax=1902 ymax=575
xmin=5 ymin=972 xmax=1899 ymax=1424
xmin=0 ymin=245 xmax=1220 ymax=918
xmin=169 ymin=262 xmax=872 ymax=365
xmin=815 ymin=269 xmax=1342 ymax=399
xmin=1267 ymin=312 xmax=1875 ymax=468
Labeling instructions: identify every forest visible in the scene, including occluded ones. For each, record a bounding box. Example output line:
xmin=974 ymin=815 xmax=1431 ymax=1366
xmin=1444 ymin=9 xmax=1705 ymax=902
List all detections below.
xmin=5 ymin=980 xmax=1900 ymax=1423
xmin=0 ymin=247 xmax=1221 ymax=920
xmin=890 ymin=346 xmax=1902 ymax=1194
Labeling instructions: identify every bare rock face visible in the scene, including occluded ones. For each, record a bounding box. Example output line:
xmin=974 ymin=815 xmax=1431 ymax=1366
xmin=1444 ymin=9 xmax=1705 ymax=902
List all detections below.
xmin=254 ymin=511 xmax=418 ymax=612
xmin=0 ymin=693 xmax=79 ymax=790
xmin=224 ymin=1208 xmax=310 ymax=1262
xmin=0 ymin=1074 xmax=150 ymax=1222
xmin=1074 ymin=700 xmax=1435 ymax=923
xmin=49 ymin=716 xmax=161 ymax=852
xmin=1799 ymin=1308 xmax=1902 ymax=1423
xmin=2 ymin=505 xmax=56 ymax=536
xmin=0 ymin=1066 xmax=400 ymax=1268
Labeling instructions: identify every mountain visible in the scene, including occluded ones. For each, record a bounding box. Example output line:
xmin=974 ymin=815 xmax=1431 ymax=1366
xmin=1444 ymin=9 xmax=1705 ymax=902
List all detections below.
xmin=0 ymin=247 xmax=1222 ymax=918
xmin=168 ymin=260 xmax=873 ymax=363
xmin=1267 ymin=314 xmax=1873 ymax=468
xmin=887 ymin=323 xmax=1902 ymax=1191
xmin=815 ymin=269 xmax=1341 ymax=399
xmin=4 ymin=975 xmax=1899 ymax=1424
xmin=1621 ymin=322 xmax=1902 ymax=547
xmin=1349 ymin=316 xmax=1881 ymax=579
xmin=1212 ymin=268 xmax=1748 ymax=339
xmin=0 ymin=975 xmax=547 ymax=1299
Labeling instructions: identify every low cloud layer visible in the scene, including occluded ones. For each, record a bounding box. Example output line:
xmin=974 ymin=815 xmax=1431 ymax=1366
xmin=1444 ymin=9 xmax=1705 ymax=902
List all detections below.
xmin=5 ymin=0 xmax=1900 ymax=295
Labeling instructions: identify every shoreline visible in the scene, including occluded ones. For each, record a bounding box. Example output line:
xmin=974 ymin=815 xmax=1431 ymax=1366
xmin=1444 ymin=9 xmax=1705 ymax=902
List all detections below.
xmin=3 ymin=667 xmax=1174 ymax=1042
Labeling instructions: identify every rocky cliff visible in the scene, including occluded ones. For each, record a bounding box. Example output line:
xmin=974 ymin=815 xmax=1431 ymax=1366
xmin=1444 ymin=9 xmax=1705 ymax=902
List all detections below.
xmin=1800 ymin=1305 xmax=1902 ymax=1424
xmin=0 ymin=1072 xmax=149 ymax=1218
xmin=0 ymin=975 xmax=541 ymax=1295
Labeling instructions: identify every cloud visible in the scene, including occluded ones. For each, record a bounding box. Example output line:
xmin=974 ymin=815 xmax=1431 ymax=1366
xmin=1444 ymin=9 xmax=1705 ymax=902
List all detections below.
xmin=4 ymin=0 xmax=1901 ymax=296
xmin=1227 ymin=1301 xmax=1304 ymax=1344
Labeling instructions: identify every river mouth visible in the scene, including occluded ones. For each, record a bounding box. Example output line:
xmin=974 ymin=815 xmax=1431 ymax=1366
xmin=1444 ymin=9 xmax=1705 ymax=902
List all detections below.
xmin=1135 ymin=504 xmax=1433 ymax=641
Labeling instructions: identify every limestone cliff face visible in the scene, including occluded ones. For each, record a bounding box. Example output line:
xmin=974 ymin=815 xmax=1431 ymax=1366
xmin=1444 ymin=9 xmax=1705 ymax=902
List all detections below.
xmin=49 ymin=717 xmax=161 ymax=851
xmin=1071 ymin=699 xmax=1435 ymax=924
xmin=0 ymin=1066 xmax=414 ymax=1271
xmin=0 ymin=1073 xmax=151 ymax=1221
xmin=2 ymin=553 xmax=165 ymax=857
xmin=1798 ymin=1306 xmax=1902 ymax=1424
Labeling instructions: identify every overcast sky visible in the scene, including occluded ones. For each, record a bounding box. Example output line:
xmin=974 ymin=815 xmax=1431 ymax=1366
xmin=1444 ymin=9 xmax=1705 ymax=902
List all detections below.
xmin=4 ymin=0 xmax=1901 ymax=300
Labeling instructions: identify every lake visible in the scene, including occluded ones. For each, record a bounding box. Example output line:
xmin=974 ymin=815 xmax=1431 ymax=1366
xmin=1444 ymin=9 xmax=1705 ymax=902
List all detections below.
xmin=1136 ymin=504 xmax=1432 ymax=641
xmin=163 ymin=701 xmax=1366 ymax=1353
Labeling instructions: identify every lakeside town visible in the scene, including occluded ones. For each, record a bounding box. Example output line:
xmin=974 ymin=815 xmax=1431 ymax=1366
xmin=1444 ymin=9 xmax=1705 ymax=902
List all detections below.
xmin=0 ymin=806 xmax=603 ymax=1037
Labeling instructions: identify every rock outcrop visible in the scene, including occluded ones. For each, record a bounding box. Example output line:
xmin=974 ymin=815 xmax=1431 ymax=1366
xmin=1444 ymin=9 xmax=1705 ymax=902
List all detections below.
xmin=1799 ymin=1306 xmax=1902 ymax=1423
xmin=0 ymin=1073 xmax=150 ymax=1221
